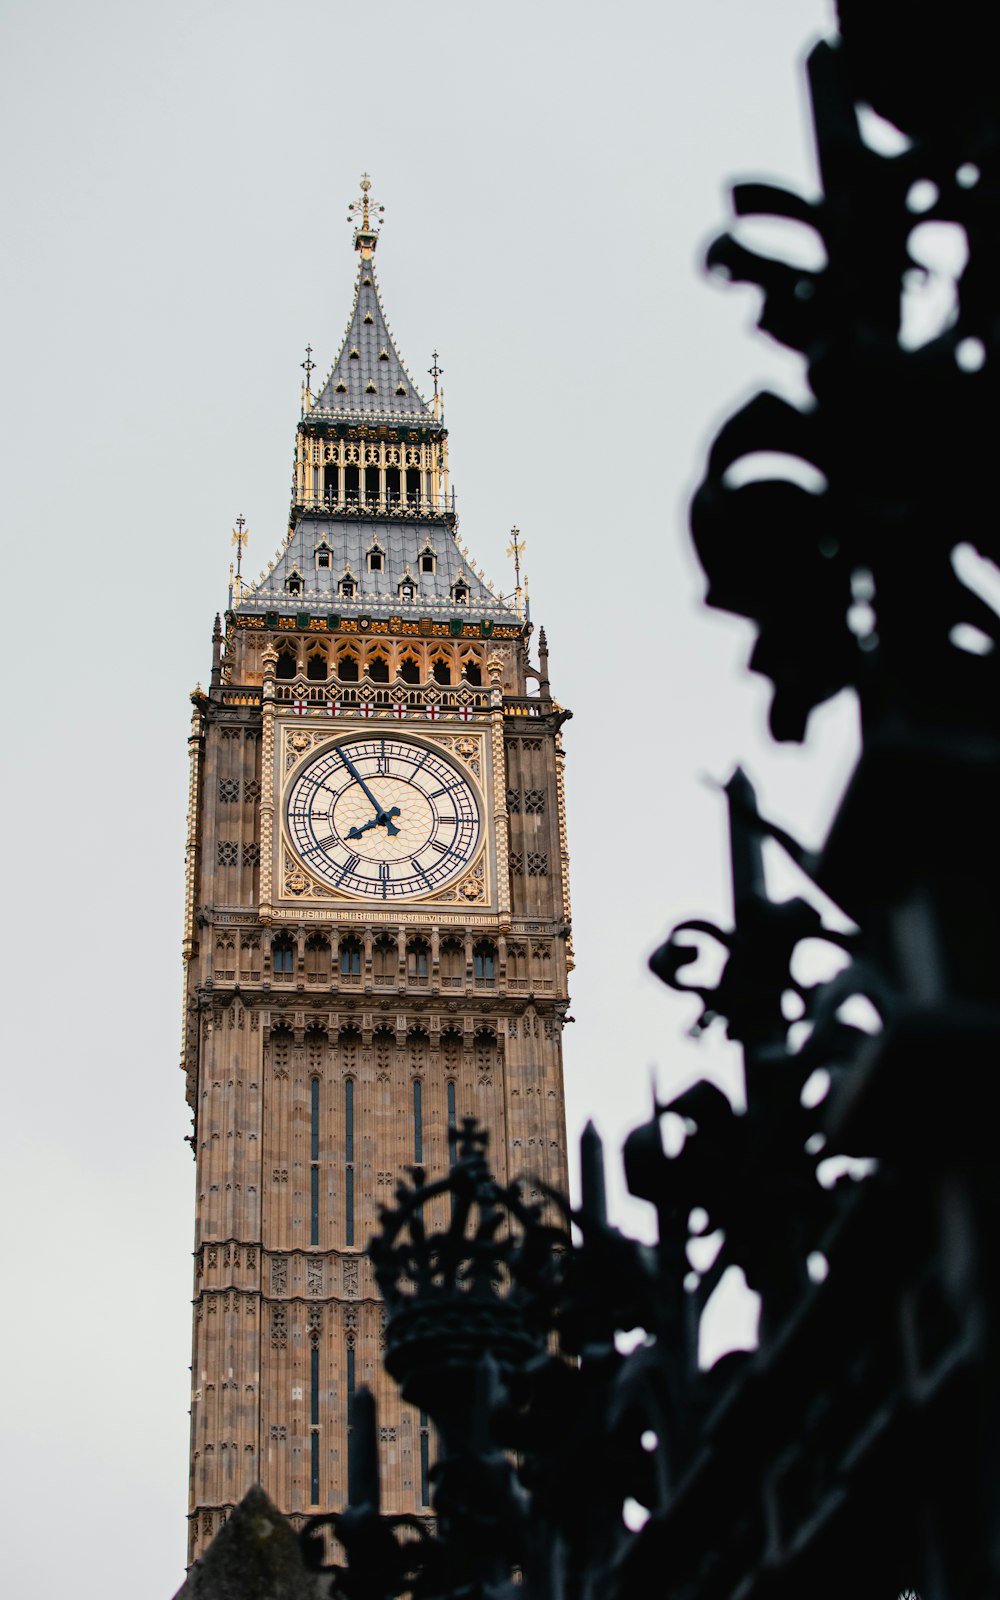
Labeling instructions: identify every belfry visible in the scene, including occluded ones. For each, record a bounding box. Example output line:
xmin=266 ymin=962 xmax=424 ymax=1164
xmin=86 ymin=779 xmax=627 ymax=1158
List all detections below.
xmin=181 ymin=176 xmax=573 ymax=1562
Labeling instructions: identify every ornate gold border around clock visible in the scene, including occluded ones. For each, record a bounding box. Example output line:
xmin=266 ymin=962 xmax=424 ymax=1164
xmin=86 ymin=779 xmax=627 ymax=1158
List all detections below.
xmin=269 ymin=719 xmax=495 ymax=914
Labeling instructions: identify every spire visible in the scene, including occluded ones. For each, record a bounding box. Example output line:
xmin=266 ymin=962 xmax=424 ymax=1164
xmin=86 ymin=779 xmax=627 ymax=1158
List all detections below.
xmin=230 ymin=178 xmax=521 ymax=632
xmin=312 ymin=175 xmax=433 ymax=422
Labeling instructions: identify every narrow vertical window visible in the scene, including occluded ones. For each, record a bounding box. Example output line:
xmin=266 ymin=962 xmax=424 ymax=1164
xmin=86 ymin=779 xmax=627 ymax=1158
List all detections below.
xmin=345 ymin=1077 xmax=355 ymax=1248
xmin=446 ymin=1080 xmax=458 ymax=1218
xmin=311 ymin=1343 xmax=320 ymax=1426
xmin=413 ymin=1078 xmax=423 ymax=1164
xmin=310 ymin=1077 xmax=320 ymax=1247
xmin=310 ymin=1342 xmax=320 ymax=1504
xmin=419 ymin=1409 xmax=431 ymax=1507
xmin=346 ymin=1344 xmax=357 ymax=1486
xmin=447 ymin=1082 xmax=457 ymax=1168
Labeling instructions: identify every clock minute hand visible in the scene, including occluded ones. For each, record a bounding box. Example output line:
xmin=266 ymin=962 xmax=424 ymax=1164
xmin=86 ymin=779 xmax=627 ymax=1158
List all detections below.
xmin=335 ymin=746 xmax=401 ymax=836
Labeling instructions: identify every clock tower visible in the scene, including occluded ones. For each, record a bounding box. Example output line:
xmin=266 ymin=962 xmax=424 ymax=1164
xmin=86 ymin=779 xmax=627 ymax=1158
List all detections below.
xmin=181 ymin=177 xmax=573 ymax=1564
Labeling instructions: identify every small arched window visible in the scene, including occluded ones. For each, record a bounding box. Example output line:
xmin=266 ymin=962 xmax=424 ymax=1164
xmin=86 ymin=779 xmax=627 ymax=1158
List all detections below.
xmin=368 ymin=652 xmax=389 ymax=684
xmin=272 ymin=934 xmax=295 ymax=976
xmin=337 ymin=652 xmax=360 ymax=683
xmin=432 ymin=657 xmax=451 ymax=685
xmin=372 ymin=934 xmax=397 ymax=982
xmin=440 ymin=937 xmax=464 ymax=985
xmin=339 ymin=937 xmax=362 ymax=978
xmin=275 ymin=646 xmax=297 ymax=680
xmin=407 ymin=938 xmax=429 ymax=982
xmin=306 ymin=651 xmax=327 ymax=681
xmin=304 ymin=933 xmax=331 ymax=982
xmin=462 ymin=660 xmax=482 ymax=686
xmin=473 ymin=940 xmax=496 ymax=984
xmin=399 ymin=656 xmax=420 ymax=685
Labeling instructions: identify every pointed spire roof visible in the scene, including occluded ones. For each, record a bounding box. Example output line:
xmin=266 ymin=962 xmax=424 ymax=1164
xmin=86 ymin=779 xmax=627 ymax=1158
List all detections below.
xmin=310 ymin=176 xmax=434 ymax=424
xmin=311 ymin=260 xmax=433 ymax=421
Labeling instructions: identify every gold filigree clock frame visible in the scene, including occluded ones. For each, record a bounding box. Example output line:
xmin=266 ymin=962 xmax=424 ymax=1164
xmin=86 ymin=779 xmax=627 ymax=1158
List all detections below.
xmin=265 ymin=719 xmax=496 ymax=918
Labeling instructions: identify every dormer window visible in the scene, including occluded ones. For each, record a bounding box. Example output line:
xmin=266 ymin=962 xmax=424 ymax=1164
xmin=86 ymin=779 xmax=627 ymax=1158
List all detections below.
xmin=419 ymin=548 xmax=436 ymax=575
xmin=368 ymin=546 xmax=384 ymax=573
xmin=285 ymin=571 xmax=303 ymax=596
xmin=395 ymin=384 xmax=407 ymax=395
xmin=451 ymin=580 xmax=470 ymax=605
xmin=366 ymin=382 xmax=377 ymax=394
xmin=379 ymin=348 xmax=389 ymax=361
xmin=335 ymin=380 xmax=347 ymax=393
xmin=315 ymin=543 xmax=332 ymax=570
xmin=339 ymin=574 xmax=356 ymax=599
xmin=349 ymin=348 xmax=360 ymax=361
xmin=363 ymin=311 xmax=374 ymax=324
xmin=399 ymin=581 xmax=416 ymax=602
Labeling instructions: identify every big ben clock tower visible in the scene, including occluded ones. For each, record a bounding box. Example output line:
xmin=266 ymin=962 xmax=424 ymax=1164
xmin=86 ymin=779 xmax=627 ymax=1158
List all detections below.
xmin=181 ymin=177 xmax=573 ymax=1564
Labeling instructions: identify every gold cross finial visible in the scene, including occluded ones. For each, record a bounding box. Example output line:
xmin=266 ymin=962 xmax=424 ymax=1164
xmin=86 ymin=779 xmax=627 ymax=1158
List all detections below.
xmin=348 ymin=173 xmax=384 ymax=257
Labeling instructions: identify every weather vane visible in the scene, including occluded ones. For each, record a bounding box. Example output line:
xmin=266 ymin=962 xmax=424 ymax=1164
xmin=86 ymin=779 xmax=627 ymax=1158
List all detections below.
xmin=506 ymin=526 xmax=526 ymax=619
xmin=229 ymin=513 xmax=248 ymax=609
xmin=348 ymin=172 xmax=385 ymax=256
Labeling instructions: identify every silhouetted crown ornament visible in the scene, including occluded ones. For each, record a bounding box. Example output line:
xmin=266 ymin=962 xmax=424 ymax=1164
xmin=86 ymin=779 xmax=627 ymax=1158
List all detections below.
xmin=370 ymin=1118 xmax=568 ymax=1411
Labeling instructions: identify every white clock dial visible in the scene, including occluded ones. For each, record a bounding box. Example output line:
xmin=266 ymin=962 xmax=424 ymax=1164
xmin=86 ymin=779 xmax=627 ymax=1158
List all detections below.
xmin=284 ymin=734 xmax=482 ymax=900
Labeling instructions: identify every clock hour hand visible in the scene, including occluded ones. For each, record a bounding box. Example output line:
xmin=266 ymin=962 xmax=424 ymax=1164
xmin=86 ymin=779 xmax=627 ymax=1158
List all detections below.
xmin=346 ymin=806 xmax=401 ymax=840
xmin=335 ymin=746 xmax=401 ymax=836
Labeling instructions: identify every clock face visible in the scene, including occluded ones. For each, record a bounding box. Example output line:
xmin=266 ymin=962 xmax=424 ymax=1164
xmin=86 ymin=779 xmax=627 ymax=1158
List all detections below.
xmin=284 ymin=734 xmax=483 ymax=900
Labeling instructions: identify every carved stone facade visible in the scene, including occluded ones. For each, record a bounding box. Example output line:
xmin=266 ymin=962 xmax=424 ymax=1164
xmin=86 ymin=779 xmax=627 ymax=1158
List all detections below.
xmin=181 ymin=186 xmax=572 ymax=1564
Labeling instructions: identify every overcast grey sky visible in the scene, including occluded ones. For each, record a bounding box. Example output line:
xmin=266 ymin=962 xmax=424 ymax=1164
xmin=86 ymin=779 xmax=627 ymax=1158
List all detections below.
xmin=0 ymin=1 xmax=846 ymax=1592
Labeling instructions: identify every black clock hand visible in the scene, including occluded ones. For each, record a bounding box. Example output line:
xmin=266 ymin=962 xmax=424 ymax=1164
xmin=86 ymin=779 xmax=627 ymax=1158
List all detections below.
xmin=346 ymin=807 xmax=401 ymax=840
xmin=335 ymin=746 xmax=401 ymax=836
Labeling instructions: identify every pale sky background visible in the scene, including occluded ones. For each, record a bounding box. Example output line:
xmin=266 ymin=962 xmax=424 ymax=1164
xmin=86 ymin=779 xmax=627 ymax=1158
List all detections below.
xmin=0 ymin=1 xmax=850 ymax=1592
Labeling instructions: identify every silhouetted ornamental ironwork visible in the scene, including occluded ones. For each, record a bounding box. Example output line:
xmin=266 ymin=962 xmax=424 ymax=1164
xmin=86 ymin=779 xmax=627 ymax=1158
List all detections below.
xmin=178 ymin=6 xmax=1000 ymax=1598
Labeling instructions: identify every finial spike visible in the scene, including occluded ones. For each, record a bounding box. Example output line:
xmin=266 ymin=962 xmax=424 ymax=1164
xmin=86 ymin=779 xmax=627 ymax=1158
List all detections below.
xmin=428 ymin=349 xmax=443 ymax=420
xmin=506 ymin=526 xmax=526 ymax=619
xmin=230 ymin=514 xmax=248 ymax=608
xmin=348 ymin=171 xmax=384 ymax=257
xmin=300 ymin=344 xmax=315 ymax=414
